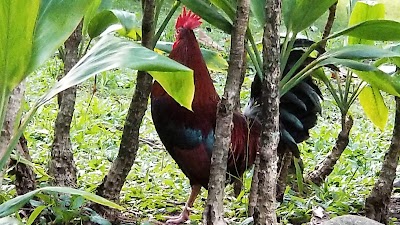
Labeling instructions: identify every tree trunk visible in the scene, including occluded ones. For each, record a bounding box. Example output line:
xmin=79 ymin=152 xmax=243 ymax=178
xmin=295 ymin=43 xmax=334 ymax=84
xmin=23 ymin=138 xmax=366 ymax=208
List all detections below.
xmin=305 ymin=115 xmax=353 ymax=185
xmin=253 ymin=0 xmax=281 ymax=224
xmin=365 ymin=97 xmax=400 ymax=223
xmin=49 ymin=22 xmax=83 ymax=187
xmin=321 ymin=1 xmax=338 ymax=48
xmin=8 ymin=83 xmax=36 ymax=195
xmin=94 ymin=0 xmax=155 ymax=222
xmin=1 ymin=83 xmax=36 ymax=195
xmin=202 ymin=1 xmax=250 ymax=224
xmin=276 ymin=151 xmax=292 ymax=202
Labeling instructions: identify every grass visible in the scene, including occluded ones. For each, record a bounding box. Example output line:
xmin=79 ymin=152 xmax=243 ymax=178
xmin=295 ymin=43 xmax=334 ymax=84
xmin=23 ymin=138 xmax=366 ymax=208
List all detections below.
xmin=2 ymin=0 xmax=400 ymax=224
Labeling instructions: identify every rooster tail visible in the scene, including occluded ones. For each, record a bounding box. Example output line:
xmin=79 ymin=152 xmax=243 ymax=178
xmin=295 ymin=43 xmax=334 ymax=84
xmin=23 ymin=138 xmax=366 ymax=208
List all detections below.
xmin=244 ymin=39 xmax=325 ymax=157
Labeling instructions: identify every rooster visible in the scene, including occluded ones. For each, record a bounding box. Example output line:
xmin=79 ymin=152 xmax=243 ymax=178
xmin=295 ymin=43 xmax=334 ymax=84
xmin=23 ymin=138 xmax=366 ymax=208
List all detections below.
xmin=150 ymin=8 xmax=322 ymax=224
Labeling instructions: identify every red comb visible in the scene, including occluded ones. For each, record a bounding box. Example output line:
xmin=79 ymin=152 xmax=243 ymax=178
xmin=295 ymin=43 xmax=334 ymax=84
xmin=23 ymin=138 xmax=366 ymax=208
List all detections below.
xmin=175 ymin=7 xmax=202 ymax=30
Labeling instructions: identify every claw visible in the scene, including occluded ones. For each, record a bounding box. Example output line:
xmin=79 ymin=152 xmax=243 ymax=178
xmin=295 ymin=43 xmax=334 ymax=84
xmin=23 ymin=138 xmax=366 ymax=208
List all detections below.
xmin=165 ymin=208 xmax=190 ymax=224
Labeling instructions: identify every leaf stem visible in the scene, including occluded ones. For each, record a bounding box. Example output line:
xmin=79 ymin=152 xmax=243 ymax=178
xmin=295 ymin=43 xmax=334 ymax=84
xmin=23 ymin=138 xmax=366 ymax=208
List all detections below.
xmin=152 ymin=0 xmax=180 ymax=48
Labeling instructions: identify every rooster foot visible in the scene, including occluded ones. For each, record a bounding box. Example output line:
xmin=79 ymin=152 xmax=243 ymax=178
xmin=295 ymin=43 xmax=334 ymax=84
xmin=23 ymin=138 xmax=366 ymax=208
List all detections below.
xmin=165 ymin=208 xmax=190 ymax=224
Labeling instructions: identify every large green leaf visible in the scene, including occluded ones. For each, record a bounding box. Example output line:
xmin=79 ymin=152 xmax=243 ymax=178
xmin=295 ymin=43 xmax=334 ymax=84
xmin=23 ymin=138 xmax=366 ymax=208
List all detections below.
xmin=27 ymin=0 xmax=92 ymax=74
xmin=0 ymin=186 xmax=123 ymax=218
xmin=320 ymin=45 xmax=400 ymax=60
xmin=331 ymin=20 xmax=400 ymax=41
xmin=358 ymin=85 xmax=388 ymax=130
xmin=181 ymin=0 xmax=232 ymax=33
xmin=354 ymin=70 xmax=400 ymax=97
xmin=348 ymin=1 xmax=385 ymax=45
xmin=250 ymin=0 xmax=266 ymax=26
xmin=282 ymin=0 xmax=337 ymax=33
xmin=88 ymin=10 xmax=141 ymax=39
xmin=0 ymin=0 xmax=39 ymax=93
xmin=156 ymin=41 xmax=228 ymax=72
xmin=39 ymin=35 xmax=194 ymax=110
xmin=0 ymin=217 xmax=22 ymax=225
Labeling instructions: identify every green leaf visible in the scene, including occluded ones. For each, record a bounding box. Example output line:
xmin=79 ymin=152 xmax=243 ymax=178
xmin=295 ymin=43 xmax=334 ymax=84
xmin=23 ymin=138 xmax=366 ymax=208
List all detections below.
xmin=27 ymin=205 xmax=47 ymax=225
xmin=40 ymin=187 xmax=124 ymax=210
xmin=358 ymin=85 xmax=388 ymax=130
xmin=320 ymin=45 xmax=400 ymax=60
xmin=250 ymin=0 xmax=266 ymax=26
xmin=0 ymin=217 xmax=22 ymax=225
xmin=0 ymin=190 xmax=39 ymax=217
xmin=0 ymin=186 xmax=124 ymax=218
xmin=209 ymin=0 xmax=236 ymax=20
xmin=0 ymin=0 xmax=39 ymax=92
xmin=283 ymin=0 xmax=337 ymax=33
xmin=318 ymin=58 xmax=379 ymax=72
xmin=39 ymin=35 xmax=194 ymax=110
xmin=156 ymin=41 xmax=228 ymax=72
xmin=181 ymin=0 xmax=232 ymax=33
xmin=27 ymin=0 xmax=93 ymax=74
xmin=331 ymin=20 xmax=400 ymax=41
xmin=88 ymin=10 xmax=141 ymax=39
xmin=354 ymin=70 xmax=400 ymax=97
xmin=82 ymin=0 xmax=102 ymax=36
xmin=348 ymin=1 xmax=385 ymax=45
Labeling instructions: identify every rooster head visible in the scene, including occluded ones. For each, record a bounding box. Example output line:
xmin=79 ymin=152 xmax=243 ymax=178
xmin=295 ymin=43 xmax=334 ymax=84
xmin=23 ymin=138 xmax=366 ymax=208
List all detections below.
xmin=173 ymin=7 xmax=202 ymax=48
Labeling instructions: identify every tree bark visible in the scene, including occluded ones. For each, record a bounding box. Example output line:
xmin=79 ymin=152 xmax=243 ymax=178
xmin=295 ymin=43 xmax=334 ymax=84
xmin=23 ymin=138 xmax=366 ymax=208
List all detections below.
xmin=253 ymin=0 xmax=281 ymax=224
xmin=94 ymin=0 xmax=155 ymax=222
xmin=321 ymin=1 xmax=338 ymax=48
xmin=49 ymin=23 xmax=83 ymax=187
xmin=305 ymin=115 xmax=353 ymax=186
xmin=1 ymin=83 xmax=36 ymax=195
xmin=365 ymin=97 xmax=400 ymax=223
xmin=203 ymin=1 xmax=250 ymax=224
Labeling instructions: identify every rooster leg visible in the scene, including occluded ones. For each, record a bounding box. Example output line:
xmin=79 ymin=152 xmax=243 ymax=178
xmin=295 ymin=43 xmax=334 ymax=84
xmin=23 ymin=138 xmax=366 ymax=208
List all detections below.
xmin=166 ymin=185 xmax=201 ymax=224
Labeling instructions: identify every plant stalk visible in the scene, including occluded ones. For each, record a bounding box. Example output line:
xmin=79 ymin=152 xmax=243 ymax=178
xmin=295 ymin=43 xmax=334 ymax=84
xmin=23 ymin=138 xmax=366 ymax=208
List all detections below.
xmin=152 ymin=0 xmax=180 ymax=48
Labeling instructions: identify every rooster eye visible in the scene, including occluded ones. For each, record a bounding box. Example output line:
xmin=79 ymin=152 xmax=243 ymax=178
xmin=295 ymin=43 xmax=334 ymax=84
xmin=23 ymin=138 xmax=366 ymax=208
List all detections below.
xmin=176 ymin=27 xmax=183 ymax=34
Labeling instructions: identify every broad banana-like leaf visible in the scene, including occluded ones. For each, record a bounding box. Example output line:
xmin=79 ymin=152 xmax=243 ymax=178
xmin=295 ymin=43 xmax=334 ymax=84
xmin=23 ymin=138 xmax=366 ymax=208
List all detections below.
xmin=0 ymin=0 xmax=39 ymax=93
xmin=0 ymin=186 xmax=124 ymax=218
xmin=0 ymin=0 xmax=94 ymax=171
xmin=27 ymin=0 xmax=92 ymax=74
xmin=358 ymin=85 xmax=388 ymax=130
xmin=348 ymin=1 xmax=385 ymax=45
xmin=282 ymin=0 xmax=337 ymax=33
xmin=181 ymin=0 xmax=232 ymax=33
xmin=331 ymin=20 xmax=400 ymax=41
xmin=39 ymin=35 xmax=194 ymax=110
xmin=156 ymin=41 xmax=228 ymax=72
xmin=88 ymin=9 xmax=141 ymax=39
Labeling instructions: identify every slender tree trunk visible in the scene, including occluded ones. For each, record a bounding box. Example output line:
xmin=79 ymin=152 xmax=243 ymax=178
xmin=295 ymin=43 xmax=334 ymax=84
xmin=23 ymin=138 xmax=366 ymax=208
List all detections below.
xmin=276 ymin=151 xmax=292 ymax=202
xmin=233 ymin=49 xmax=247 ymax=197
xmin=305 ymin=115 xmax=353 ymax=185
xmin=1 ymin=83 xmax=36 ymax=195
xmin=94 ymin=0 xmax=155 ymax=221
xmin=8 ymin=84 xmax=36 ymax=195
xmin=49 ymin=23 xmax=83 ymax=187
xmin=203 ymin=1 xmax=250 ymax=224
xmin=365 ymin=97 xmax=400 ymax=223
xmin=321 ymin=1 xmax=338 ymax=48
xmin=253 ymin=0 xmax=281 ymax=224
